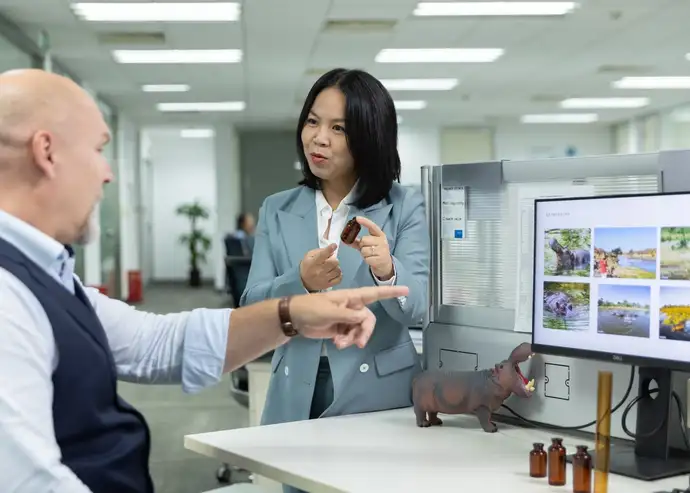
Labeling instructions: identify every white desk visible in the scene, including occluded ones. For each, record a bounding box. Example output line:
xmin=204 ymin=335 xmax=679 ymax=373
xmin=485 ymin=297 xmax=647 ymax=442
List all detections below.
xmin=243 ymin=335 xmax=424 ymax=490
xmin=185 ymin=407 xmax=686 ymax=493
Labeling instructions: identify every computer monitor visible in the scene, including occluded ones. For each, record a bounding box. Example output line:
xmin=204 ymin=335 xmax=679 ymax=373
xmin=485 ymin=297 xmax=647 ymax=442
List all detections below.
xmin=531 ymin=191 xmax=690 ymax=481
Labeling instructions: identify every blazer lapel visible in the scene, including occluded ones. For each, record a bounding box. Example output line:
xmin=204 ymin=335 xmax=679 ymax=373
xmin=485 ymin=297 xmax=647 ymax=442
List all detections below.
xmin=339 ymin=200 xmax=393 ymax=288
xmin=277 ymin=187 xmax=319 ymax=268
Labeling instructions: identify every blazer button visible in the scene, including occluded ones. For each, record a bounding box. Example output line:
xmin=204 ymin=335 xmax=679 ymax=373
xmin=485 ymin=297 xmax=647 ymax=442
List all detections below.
xmin=359 ymin=363 xmax=369 ymax=373
xmin=284 ymin=366 xmax=289 ymax=376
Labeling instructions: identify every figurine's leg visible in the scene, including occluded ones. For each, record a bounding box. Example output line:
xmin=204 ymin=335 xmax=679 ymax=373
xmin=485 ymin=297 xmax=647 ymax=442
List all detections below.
xmin=428 ymin=412 xmax=443 ymax=426
xmin=475 ymin=406 xmax=497 ymax=433
xmin=414 ymin=406 xmax=430 ymax=427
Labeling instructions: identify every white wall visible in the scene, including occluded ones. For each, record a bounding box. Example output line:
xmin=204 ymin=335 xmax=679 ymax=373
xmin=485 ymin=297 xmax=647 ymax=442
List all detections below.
xmin=398 ymin=126 xmax=440 ymax=186
xmin=397 ymin=123 xmax=614 ymax=186
xmin=145 ymin=127 xmax=218 ymax=282
xmin=116 ymin=116 xmax=141 ymax=300
xmin=494 ymin=123 xmax=613 ymax=160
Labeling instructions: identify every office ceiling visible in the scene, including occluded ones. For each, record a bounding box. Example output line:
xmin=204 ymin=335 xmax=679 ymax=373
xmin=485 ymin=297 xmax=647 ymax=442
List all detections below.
xmin=1 ymin=0 xmax=690 ymax=128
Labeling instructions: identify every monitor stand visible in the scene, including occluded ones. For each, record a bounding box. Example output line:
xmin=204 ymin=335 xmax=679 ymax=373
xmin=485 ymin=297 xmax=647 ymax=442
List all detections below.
xmin=566 ymin=366 xmax=690 ymax=481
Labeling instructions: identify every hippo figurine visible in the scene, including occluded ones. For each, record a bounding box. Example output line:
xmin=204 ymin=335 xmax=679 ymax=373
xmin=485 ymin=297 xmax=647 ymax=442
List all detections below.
xmin=411 ymin=342 xmax=535 ymax=432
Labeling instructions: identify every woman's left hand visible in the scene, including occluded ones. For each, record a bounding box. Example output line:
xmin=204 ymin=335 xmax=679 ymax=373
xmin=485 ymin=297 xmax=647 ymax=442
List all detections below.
xmin=349 ymin=217 xmax=395 ymax=281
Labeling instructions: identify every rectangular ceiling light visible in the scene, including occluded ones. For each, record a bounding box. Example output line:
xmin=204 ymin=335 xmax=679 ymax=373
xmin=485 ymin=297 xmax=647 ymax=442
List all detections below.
xmin=413 ymin=2 xmax=577 ymax=17
xmin=142 ymin=84 xmax=190 ymax=92
xmin=381 ymin=78 xmax=459 ymax=90
xmin=113 ymin=49 xmax=242 ymax=64
xmin=612 ymin=76 xmax=690 ymax=89
xmin=394 ymin=100 xmax=427 ymax=110
xmin=157 ymin=102 xmax=245 ymax=112
xmin=393 ymin=101 xmax=426 ymax=110
xmin=560 ymin=97 xmax=649 ymax=109
xmin=181 ymin=128 xmax=215 ymax=138
xmin=521 ymin=113 xmax=598 ymax=123
xmin=71 ymin=2 xmax=240 ymax=22
xmin=376 ymin=48 xmax=503 ymax=63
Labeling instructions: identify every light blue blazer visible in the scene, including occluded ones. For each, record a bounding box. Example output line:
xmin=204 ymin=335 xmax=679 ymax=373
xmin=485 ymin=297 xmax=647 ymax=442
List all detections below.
xmin=239 ymin=183 xmax=429 ymax=426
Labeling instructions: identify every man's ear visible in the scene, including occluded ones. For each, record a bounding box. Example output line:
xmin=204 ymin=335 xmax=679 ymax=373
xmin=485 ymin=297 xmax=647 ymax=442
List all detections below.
xmin=31 ymin=130 xmax=56 ymax=178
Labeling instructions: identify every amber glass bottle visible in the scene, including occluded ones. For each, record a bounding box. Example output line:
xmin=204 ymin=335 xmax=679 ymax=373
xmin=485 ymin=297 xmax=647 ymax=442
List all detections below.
xmin=548 ymin=437 xmax=567 ymax=486
xmin=529 ymin=442 xmax=547 ymax=478
xmin=572 ymin=445 xmax=592 ymax=493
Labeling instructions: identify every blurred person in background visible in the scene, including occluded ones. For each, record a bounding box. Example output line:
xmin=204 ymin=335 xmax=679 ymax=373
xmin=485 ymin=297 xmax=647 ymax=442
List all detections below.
xmin=240 ymin=67 xmax=430 ymax=493
xmin=233 ymin=212 xmax=256 ymax=255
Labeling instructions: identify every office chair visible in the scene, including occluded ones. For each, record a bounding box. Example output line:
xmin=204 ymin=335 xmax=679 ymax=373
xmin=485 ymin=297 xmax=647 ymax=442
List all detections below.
xmin=224 ymin=235 xmax=252 ymax=309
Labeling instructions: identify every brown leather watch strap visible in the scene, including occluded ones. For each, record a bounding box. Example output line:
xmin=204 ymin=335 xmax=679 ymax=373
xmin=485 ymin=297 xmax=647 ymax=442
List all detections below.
xmin=278 ymin=296 xmax=298 ymax=337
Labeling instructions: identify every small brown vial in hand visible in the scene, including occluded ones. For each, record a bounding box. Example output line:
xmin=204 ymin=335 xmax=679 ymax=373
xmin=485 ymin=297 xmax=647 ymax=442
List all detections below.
xmin=529 ymin=442 xmax=547 ymax=478
xmin=340 ymin=218 xmax=361 ymax=244
xmin=572 ymin=445 xmax=592 ymax=493
xmin=548 ymin=437 xmax=567 ymax=486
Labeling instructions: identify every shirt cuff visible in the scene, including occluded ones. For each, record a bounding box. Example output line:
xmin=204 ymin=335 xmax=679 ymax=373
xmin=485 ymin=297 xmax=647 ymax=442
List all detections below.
xmin=181 ymin=308 xmax=232 ymax=393
xmin=372 ymin=263 xmax=397 ymax=285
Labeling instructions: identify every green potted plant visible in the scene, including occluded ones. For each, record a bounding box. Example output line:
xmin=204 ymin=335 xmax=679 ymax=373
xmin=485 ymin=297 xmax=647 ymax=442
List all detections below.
xmin=176 ymin=200 xmax=212 ymax=287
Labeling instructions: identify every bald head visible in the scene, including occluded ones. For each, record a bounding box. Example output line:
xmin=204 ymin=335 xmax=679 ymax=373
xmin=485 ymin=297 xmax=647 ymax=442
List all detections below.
xmin=0 ymin=69 xmax=94 ymax=154
xmin=0 ymin=68 xmax=113 ymax=245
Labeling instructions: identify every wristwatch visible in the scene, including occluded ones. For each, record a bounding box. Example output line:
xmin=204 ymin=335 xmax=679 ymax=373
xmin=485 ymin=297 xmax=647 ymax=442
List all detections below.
xmin=278 ymin=296 xmax=299 ymax=337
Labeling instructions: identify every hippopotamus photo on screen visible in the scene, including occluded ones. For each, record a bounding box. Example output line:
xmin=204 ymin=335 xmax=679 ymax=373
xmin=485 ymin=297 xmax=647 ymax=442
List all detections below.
xmin=544 ymin=291 xmax=573 ymax=317
xmin=549 ymin=238 xmax=590 ymax=273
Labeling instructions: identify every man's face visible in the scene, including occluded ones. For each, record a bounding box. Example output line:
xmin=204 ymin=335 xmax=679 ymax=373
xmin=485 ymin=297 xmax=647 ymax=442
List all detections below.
xmin=48 ymin=97 xmax=113 ymax=245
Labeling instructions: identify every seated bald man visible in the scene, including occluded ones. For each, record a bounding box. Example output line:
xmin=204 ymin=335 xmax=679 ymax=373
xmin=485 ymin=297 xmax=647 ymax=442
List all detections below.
xmin=0 ymin=69 xmax=409 ymax=493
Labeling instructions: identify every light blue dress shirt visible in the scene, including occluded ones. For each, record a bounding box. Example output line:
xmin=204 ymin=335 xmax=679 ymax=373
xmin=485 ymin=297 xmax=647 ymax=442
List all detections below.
xmin=0 ymin=209 xmax=231 ymax=492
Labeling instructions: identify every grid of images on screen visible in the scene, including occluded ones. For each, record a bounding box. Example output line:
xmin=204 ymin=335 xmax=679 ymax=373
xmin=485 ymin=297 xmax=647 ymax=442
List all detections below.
xmin=542 ymin=226 xmax=690 ymax=342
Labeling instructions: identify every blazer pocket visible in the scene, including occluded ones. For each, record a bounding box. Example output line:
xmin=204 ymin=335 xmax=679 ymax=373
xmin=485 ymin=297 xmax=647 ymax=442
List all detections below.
xmin=374 ymin=341 xmax=417 ymax=377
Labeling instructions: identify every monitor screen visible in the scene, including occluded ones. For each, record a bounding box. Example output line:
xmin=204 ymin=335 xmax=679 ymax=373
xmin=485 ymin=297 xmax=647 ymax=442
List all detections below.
xmin=532 ymin=192 xmax=690 ymax=369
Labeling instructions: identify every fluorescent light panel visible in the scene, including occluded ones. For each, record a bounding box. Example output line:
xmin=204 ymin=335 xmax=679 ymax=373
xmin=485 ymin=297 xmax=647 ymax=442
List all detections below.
xmin=113 ymin=49 xmax=242 ymax=64
xmin=376 ymin=48 xmax=503 ymax=63
xmin=612 ymin=77 xmax=690 ymax=89
xmin=142 ymin=84 xmax=190 ymax=92
xmin=414 ymin=2 xmax=577 ymax=17
xmin=181 ymin=128 xmax=215 ymax=138
xmin=394 ymin=100 xmax=427 ymax=110
xmin=560 ymin=97 xmax=649 ymax=109
xmin=381 ymin=78 xmax=459 ymax=90
xmin=71 ymin=2 xmax=240 ymax=22
xmin=157 ymin=102 xmax=245 ymax=112
xmin=521 ymin=113 xmax=598 ymax=123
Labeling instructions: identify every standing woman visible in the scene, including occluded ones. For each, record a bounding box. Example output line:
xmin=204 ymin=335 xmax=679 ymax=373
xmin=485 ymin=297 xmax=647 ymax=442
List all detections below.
xmin=240 ymin=68 xmax=429 ymax=480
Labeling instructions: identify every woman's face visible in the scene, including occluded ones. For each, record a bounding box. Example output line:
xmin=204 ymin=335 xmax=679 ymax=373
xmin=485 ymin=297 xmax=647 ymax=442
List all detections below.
xmin=301 ymin=87 xmax=355 ymax=185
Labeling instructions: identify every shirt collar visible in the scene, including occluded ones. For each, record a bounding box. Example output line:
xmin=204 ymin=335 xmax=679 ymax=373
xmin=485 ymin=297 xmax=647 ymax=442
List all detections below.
xmin=315 ymin=181 xmax=360 ymax=215
xmin=0 ymin=209 xmax=71 ymax=271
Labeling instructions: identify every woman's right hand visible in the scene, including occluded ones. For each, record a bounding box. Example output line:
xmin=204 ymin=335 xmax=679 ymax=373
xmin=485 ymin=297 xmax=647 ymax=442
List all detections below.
xmin=300 ymin=243 xmax=342 ymax=292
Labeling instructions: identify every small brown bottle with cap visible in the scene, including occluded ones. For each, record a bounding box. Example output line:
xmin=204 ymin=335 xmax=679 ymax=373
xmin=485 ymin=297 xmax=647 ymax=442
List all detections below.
xmin=572 ymin=445 xmax=592 ymax=493
xmin=548 ymin=437 xmax=567 ymax=486
xmin=529 ymin=442 xmax=547 ymax=478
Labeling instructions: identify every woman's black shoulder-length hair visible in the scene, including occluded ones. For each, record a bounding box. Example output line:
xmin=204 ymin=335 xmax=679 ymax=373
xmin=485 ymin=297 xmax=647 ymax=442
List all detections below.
xmin=296 ymin=68 xmax=401 ymax=210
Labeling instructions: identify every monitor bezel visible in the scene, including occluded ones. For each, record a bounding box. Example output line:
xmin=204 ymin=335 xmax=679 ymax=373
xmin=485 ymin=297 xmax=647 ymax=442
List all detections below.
xmin=530 ymin=189 xmax=690 ymax=373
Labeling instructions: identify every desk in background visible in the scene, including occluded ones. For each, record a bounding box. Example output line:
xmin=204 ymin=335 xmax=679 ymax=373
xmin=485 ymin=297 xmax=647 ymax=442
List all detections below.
xmin=187 ymin=407 xmax=688 ymax=493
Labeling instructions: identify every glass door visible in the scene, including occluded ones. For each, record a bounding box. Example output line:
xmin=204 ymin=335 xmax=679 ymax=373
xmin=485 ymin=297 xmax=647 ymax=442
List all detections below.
xmin=98 ymin=102 xmax=121 ymax=297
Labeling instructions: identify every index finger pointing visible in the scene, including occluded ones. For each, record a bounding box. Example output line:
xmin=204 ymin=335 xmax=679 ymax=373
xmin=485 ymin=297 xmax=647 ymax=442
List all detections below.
xmin=356 ymin=216 xmax=384 ymax=237
xmin=341 ymin=285 xmax=409 ymax=305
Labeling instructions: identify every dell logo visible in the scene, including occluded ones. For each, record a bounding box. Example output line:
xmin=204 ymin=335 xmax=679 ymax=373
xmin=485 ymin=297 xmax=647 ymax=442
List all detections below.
xmin=612 ymin=355 xmax=623 ymax=362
